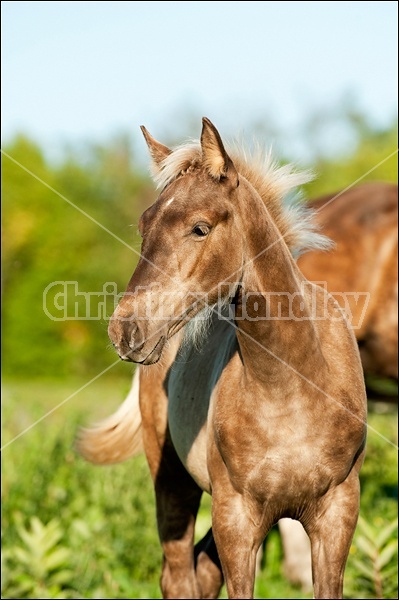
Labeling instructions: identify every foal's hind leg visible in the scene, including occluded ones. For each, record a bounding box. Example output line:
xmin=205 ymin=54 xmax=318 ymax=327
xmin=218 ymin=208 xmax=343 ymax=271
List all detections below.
xmin=306 ymin=468 xmax=362 ymax=599
xmin=140 ymin=368 xmax=204 ymax=598
xmin=155 ymin=440 xmax=203 ymax=599
xmin=150 ymin=438 xmax=223 ymax=598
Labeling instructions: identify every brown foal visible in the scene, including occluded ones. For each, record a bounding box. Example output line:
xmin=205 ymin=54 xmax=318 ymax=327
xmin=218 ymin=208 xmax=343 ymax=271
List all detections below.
xmin=80 ymin=118 xmax=367 ymax=599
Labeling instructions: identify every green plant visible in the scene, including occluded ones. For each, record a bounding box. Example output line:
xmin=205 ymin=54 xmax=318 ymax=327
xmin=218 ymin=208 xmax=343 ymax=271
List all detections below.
xmin=2 ymin=380 xmax=397 ymax=599
xmin=347 ymin=516 xmax=398 ymax=599
xmin=2 ymin=515 xmax=78 ymax=599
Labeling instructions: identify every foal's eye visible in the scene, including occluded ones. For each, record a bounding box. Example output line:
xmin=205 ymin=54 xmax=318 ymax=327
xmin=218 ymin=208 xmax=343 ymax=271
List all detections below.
xmin=192 ymin=223 xmax=210 ymax=237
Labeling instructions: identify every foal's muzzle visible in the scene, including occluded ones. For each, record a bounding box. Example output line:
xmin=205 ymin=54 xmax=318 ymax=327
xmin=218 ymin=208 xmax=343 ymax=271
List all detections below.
xmin=108 ymin=317 xmax=166 ymax=365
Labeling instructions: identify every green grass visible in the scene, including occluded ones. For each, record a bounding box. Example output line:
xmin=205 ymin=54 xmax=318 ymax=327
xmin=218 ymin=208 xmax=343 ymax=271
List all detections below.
xmin=2 ymin=378 xmax=398 ymax=599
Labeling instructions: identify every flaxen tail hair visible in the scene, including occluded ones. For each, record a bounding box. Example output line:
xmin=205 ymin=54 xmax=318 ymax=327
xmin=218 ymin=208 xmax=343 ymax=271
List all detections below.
xmin=77 ymin=368 xmax=143 ymax=464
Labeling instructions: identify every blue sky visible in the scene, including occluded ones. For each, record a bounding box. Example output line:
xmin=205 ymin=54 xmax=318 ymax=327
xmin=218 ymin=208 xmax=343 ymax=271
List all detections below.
xmin=2 ymin=1 xmax=398 ymax=160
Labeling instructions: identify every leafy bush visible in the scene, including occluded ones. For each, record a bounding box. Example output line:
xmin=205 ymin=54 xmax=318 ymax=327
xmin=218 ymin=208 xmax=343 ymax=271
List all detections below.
xmin=347 ymin=517 xmax=398 ymax=599
xmin=2 ymin=515 xmax=77 ymax=599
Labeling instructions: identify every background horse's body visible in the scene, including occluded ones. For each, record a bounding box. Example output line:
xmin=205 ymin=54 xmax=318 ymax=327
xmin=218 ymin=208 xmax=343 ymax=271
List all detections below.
xmin=80 ymin=119 xmax=367 ymax=599
xmin=299 ymin=181 xmax=398 ymax=383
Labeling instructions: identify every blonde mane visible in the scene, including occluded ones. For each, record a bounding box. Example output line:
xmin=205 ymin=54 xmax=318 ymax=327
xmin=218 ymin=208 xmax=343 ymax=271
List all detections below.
xmin=152 ymin=140 xmax=332 ymax=258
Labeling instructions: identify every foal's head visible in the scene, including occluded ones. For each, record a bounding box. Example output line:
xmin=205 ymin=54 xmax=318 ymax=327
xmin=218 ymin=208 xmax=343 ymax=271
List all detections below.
xmin=108 ymin=118 xmax=327 ymax=364
xmin=109 ymin=118 xmax=244 ymax=364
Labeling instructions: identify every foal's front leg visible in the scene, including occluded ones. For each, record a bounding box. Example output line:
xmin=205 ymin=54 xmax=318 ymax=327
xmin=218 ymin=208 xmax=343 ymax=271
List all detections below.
xmin=211 ymin=484 xmax=267 ymax=599
xmin=306 ymin=468 xmax=362 ymax=599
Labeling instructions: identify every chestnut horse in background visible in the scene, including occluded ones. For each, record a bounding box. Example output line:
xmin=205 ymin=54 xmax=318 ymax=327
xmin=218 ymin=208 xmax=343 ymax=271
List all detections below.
xmin=299 ymin=181 xmax=398 ymax=384
xmin=79 ymin=119 xmax=367 ymax=599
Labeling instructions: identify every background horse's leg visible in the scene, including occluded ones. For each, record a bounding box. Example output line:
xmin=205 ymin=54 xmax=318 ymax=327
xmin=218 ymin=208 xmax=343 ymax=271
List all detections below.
xmin=195 ymin=528 xmax=224 ymax=599
xmin=305 ymin=470 xmax=361 ymax=599
xmin=278 ymin=518 xmax=312 ymax=591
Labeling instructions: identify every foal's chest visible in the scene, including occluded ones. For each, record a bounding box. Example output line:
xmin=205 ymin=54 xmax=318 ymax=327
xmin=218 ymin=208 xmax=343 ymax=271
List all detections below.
xmin=210 ymin=381 xmax=363 ymax=508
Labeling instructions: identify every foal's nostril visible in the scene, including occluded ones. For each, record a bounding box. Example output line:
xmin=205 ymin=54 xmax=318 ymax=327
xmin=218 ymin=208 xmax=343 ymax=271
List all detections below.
xmin=128 ymin=322 xmax=145 ymax=352
xmin=128 ymin=323 xmax=138 ymax=348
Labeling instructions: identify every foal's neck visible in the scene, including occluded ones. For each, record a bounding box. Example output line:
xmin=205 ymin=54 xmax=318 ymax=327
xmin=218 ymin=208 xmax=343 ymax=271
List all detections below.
xmin=235 ymin=185 xmax=324 ymax=384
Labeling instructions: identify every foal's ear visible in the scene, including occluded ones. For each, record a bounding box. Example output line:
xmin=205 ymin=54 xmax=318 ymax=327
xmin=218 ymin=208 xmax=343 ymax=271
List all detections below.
xmin=201 ymin=118 xmax=238 ymax=186
xmin=140 ymin=126 xmax=172 ymax=167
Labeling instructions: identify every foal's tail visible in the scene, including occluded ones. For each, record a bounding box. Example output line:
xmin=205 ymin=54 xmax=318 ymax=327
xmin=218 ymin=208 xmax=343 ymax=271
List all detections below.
xmin=77 ymin=368 xmax=143 ymax=464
